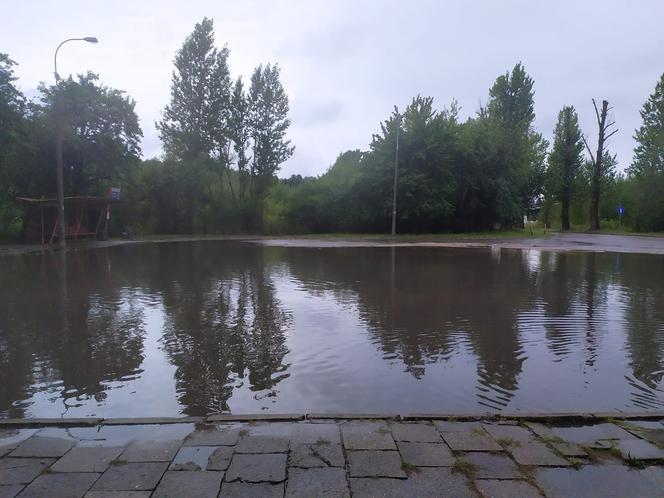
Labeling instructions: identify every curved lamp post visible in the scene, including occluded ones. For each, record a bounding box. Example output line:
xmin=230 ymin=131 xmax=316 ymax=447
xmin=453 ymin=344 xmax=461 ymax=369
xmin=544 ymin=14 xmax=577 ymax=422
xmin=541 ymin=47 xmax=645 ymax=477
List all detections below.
xmin=53 ymin=36 xmax=98 ymax=249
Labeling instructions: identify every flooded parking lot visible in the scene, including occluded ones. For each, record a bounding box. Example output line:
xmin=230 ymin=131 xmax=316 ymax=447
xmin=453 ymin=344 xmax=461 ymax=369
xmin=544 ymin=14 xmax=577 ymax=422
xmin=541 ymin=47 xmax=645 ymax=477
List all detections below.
xmin=1 ymin=241 xmax=663 ymax=418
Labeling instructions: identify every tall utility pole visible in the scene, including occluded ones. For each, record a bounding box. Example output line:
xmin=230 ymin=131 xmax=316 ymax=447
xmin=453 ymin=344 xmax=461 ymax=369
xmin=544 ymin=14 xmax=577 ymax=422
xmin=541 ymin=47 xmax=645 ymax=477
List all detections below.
xmin=53 ymin=36 xmax=98 ymax=249
xmin=391 ymin=110 xmax=401 ymax=237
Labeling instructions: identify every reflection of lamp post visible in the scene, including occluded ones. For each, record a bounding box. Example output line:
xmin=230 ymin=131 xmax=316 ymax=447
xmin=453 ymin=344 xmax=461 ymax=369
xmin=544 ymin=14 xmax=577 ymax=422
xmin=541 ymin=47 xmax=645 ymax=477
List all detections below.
xmin=53 ymin=37 xmax=98 ymax=249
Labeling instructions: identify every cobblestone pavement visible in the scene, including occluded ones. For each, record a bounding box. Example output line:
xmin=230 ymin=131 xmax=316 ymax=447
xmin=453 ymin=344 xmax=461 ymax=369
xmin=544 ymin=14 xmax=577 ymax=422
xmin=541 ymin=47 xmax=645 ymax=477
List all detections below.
xmin=1 ymin=416 xmax=664 ymax=497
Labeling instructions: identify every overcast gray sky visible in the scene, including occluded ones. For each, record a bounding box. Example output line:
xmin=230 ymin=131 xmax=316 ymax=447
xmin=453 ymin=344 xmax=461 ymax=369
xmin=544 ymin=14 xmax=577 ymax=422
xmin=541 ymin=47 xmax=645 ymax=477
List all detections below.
xmin=3 ymin=0 xmax=663 ymax=177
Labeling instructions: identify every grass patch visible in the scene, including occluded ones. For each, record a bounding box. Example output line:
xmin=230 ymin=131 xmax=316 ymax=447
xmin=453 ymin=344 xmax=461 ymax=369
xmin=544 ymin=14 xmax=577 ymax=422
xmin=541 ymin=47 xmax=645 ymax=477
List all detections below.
xmin=540 ymin=435 xmax=564 ymax=445
xmin=315 ymin=437 xmax=330 ymax=447
xmin=239 ymin=429 xmax=249 ymax=438
xmin=568 ymin=457 xmax=584 ymax=470
xmin=451 ymin=459 xmax=478 ymax=479
xmin=470 ymin=427 xmax=487 ymax=437
xmin=496 ymin=437 xmax=521 ymax=448
xmin=625 ymin=455 xmax=647 ymax=469
xmin=401 ymin=461 xmax=420 ymax=475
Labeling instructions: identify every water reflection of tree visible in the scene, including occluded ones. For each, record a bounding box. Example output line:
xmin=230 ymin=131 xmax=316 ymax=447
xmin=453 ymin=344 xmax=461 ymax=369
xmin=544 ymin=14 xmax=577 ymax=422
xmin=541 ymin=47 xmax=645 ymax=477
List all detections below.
xmin=537 ymin=251 xmax=664 ymax=409
xmin=537 ymin=252 xmax=609 ymax=366
xmin=155 ymin=243 xmax=291 ymax=415
xmin=618 ymin=254 xmax=664 ymax=407
xmin=283 ymin=247 xmax=536 ymax=409
xmin=0 ymin=250 xmax=145 ymax=418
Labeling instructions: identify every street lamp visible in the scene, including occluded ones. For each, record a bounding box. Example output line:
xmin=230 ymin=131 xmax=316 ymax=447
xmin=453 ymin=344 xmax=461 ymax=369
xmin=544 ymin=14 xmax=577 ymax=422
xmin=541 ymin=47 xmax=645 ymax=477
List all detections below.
xmin=53 ymin=36 xmax=98 ymax=250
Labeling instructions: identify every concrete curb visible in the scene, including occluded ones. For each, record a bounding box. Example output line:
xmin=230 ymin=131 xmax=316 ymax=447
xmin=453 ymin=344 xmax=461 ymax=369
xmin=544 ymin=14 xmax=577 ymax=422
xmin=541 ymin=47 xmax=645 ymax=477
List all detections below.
xmin=2 ymin=411 xmax=663 ymax=428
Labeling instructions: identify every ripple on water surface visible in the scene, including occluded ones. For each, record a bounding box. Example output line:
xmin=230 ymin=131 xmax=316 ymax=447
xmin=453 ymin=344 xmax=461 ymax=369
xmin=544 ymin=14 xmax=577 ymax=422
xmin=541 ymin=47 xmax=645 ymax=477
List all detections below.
xmin=0 ymin=242 xmax=663 ymax=417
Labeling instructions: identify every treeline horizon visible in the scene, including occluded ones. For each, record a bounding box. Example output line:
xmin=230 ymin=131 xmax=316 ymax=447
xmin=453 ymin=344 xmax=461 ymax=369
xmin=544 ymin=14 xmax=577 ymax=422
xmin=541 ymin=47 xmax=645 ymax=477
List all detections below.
xmin=1 ymin=18 xmax=664 ymax=241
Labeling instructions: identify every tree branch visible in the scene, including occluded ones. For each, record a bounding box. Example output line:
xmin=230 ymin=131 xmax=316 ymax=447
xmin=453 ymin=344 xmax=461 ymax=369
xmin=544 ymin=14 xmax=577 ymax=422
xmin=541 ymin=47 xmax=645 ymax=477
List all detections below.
xmin=592 ymin=99 xmax=601 ymax=127
xmin=582 ymin=134 xmax=596 ymax=163
xmin=604 ymin=128 xmax=619 ymax=141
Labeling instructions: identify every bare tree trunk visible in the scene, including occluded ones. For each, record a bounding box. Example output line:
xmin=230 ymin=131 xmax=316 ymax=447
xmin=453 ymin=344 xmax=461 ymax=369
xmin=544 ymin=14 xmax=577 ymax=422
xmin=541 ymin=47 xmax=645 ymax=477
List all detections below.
xmin=583 ymin=99 xmax=617 ymax=231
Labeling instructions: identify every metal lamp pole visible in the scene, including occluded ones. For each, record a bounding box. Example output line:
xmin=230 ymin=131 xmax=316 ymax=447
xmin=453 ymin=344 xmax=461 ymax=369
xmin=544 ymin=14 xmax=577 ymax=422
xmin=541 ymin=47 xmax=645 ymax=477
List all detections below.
xmin=53 ymin=36 xmax=98 ymax=249
xmin=391 ymin=110 xmax=401 ymax=238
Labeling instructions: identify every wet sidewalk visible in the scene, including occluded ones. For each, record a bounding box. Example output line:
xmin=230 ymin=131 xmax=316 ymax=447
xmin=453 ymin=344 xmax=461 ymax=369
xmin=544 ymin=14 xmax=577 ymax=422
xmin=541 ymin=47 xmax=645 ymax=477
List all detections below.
xmin=1 ymin=414 xmax=664 ymax=497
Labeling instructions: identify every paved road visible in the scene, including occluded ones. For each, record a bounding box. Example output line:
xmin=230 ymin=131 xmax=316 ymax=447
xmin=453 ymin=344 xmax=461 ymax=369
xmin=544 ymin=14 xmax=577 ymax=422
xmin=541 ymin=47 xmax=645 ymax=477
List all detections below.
xmin=1 ymin=415 xmax=664 ymax=497
xmin=3 ymin=232 xmax=663 ymax=257
xmin=259 ymin=233 xmax=664 ymax=255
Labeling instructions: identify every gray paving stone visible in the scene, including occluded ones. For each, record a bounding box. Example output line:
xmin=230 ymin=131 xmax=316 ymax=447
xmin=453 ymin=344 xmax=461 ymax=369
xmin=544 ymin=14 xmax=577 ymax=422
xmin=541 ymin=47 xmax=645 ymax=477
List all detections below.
xmin=390 ymin=423 xmax=441 ymax=443
xmin=51 ymin=446 xmax=123 ymax=473
xmin=396 ymin=442 xmax=454 ymax=467
xmin=0 ymin=458 xmax=54 ymax=485
xmin=536 ymin=465 xmax=664 ymax=498
xmin=152 ymin=470 xmax=223 ymax=498
xmin=341 ymin=421 xmax=396 ymax=450
xmin=434 ymin=421 xmax=482 ymax=433
xmin=614 ymin=438 xmax=664 ymax=460
xmin=9 ymin=436 xmax=75 ymax=458
xmin=290 ymin=443 xmax=345 ymax=468
xmin=170 ymin=446 xmax=219 ymax=471
xmin=442 ymin=431 xmax=503 ymax=452
xmin=349 ymin=477 xmax=411 ymax=497
xmin=120 ymin=440 xmax=181 ymax=462
xmin=347 ymin=451 xmax=406 ymax=478
xmin=286 ymin=468 xmax=349 ymax=498
xmin=625 ymin=426 xmax=664 ymax=447
xmin=623 ymin=420 xmax=664 ymax=431
xmin=92 ymin=462 xmax=168 ymax=491
xmin=551 ymin=423 xmax=637 ymax=447
xmin=523 ymin=422 xmax=557 ymax=439
xmin=350 ymin=468 xmax=477 ymax=497
xmin=17 ymin=472 xmax=99 ymax=498
xmin=70 ymin=424 xmax=194 ymax=447
xmin=460 ymin=452 xmax=522 ymax=479
xmin=184 ymin=427 xmax=240 ymax=447
xmin=235 ymin=435 xmax=289 ymax=454
xmin=551 ymin=441 xmax=587 ymax=457
xmin=244 ymin=423 xmax=294 ymax=437
xmin=482 ymin=424 xmax=534 ymax=444
xmin=290 ymin=424 xmax=341 ymax=445
xmin=0 ymin=485 xmax=23 ymax=498
xmin=475 ymin=479 xmax=541 ymax=498
xmin=85 ymin=492 xmax=152 ymax=498
xmin=507 ymin=441 xmax=570 ymax=466
xmin=225 ymin=453 xmax=287 ymax=483
xmin=219 ymin=481 xmax=284 ymax=498
xmin=206 ymin=446 xmax=234 ymax=471
xmin=0 ymin=429 xmax=38 ymax=458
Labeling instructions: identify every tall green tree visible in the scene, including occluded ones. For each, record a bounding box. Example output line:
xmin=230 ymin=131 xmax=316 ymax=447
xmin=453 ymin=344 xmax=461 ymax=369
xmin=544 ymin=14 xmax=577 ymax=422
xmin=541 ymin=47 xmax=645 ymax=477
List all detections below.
xmin=38 ymin=72 xmax=143 ymax=196
xmin=487 ymin=63 xmax=547 ymax=227
xmin=157 ymin=18 xmax=230 ymax=161
xmin=630 ymin=73 xmax=664 ymax=176
xmin=0 ymin=53 xmax=27 ymax=239
xmin=248 ymin=64 xmax=294 ymax=198
xmin=362 ymin=97 xmax=459 ymax=232
xmin=229 ymin=77 xmax=251 ymax=199
xmin=625 ymin=74 xmax=664 ymax=231
xmin=547 ymin=106 xmax=584 ymax=230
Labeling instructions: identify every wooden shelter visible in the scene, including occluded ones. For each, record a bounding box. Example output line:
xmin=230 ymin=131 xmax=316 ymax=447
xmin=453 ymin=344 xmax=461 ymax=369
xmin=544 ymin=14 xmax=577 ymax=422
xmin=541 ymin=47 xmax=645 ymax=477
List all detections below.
xmin=17 ymin=195 xmax=118 ymax=244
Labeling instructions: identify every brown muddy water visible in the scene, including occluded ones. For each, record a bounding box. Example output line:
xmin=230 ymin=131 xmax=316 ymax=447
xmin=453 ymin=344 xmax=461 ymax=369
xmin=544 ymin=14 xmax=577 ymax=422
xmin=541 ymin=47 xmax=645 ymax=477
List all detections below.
xmin=1 ymin=241 xmax=663 ymax=418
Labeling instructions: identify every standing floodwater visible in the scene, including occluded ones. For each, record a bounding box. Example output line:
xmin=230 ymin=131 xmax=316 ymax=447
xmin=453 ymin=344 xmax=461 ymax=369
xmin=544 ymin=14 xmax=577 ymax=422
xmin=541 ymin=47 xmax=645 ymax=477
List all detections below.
xmin=1 ymin=241 xmax=663 ymax=418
